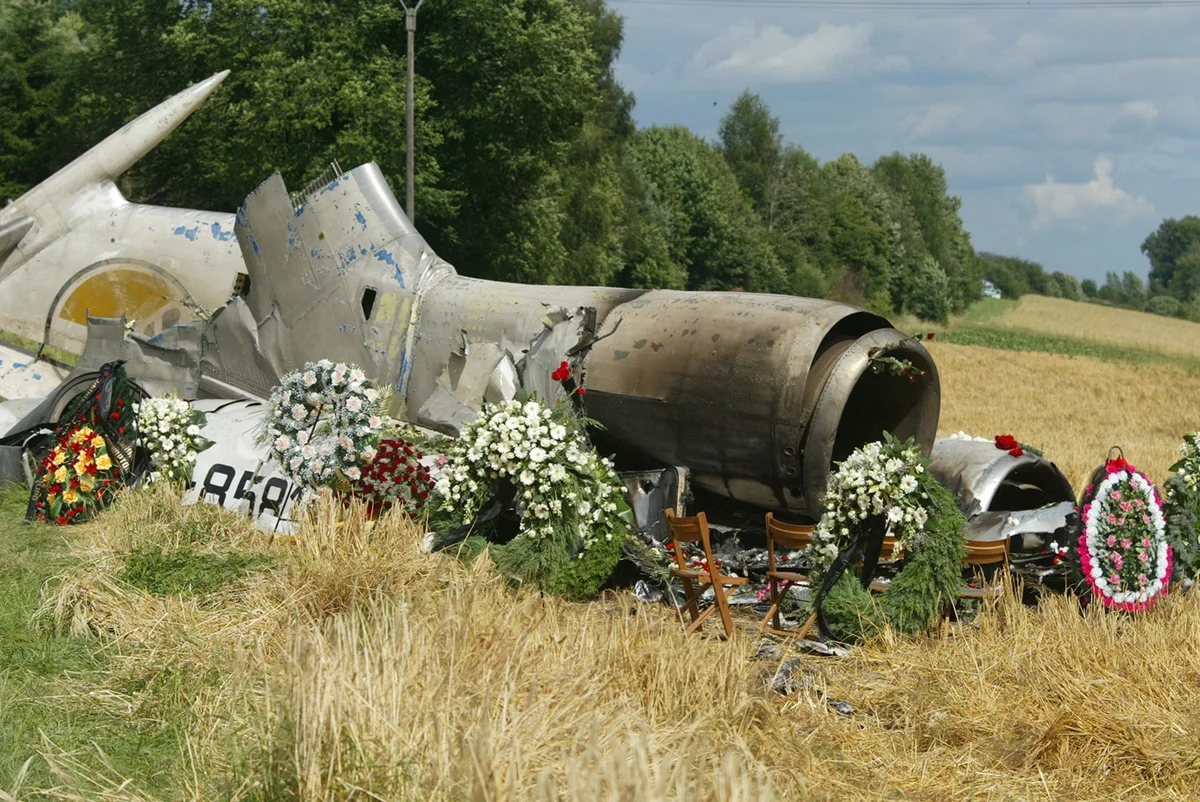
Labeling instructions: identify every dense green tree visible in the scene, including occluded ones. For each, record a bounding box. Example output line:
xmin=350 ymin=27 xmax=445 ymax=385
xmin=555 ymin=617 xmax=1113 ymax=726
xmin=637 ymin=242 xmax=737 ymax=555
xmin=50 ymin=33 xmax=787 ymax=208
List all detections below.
xmin=1097 ymin=270 xmax=1147 ymax=309
xmin=818 ymin=154 xmax=898 ymax=311
xmin=978 ymin=252 xmax=1061 ymax=300
xmin=627 ymin=126 xmax=785 ymax=293
xmin=1081 ymin=278 xmax=1098 ymax=298
xmin=1142 ymin=216 xmax=1200 ymax=301
xmin=0 ymin=0 xmax=89 ymax=200
xmin=873 ymin=152 xmax=979 ymax=312
xmin=718 ymin=90 xmax=782 ymax=222
xmin=907 ymin=256 xmax=951 ymax=323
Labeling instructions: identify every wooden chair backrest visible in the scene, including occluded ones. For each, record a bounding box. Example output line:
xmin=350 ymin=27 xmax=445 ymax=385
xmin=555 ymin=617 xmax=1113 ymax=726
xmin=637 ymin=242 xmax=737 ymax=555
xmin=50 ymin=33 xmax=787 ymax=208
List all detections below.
xmin=764 ymin=512 xmax=813 ymax=551
xmin=880 ymin=535 xmax=898 ymax=560
xmin=665 ymin=508 xmax=717 ymax=572
xmin=964 ymin=537 xmax=1010 ymax=566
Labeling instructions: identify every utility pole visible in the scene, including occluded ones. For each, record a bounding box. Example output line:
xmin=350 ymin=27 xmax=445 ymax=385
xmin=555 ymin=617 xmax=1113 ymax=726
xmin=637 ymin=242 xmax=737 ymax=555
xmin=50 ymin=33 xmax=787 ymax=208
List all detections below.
xmin=399 ymin=0 xmax=425 ymax=223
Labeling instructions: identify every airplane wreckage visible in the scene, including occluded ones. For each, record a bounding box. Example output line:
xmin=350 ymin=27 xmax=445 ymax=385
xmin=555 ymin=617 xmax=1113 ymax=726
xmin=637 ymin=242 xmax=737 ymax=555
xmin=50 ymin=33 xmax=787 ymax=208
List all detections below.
xmin=0 ymin=72 xmax=1078 ymax=585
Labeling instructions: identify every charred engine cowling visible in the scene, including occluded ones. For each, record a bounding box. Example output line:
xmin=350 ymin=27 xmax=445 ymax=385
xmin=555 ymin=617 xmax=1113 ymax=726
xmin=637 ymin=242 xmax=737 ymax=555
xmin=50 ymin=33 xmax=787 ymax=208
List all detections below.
xmin=407 ymin=281 xmax=940 ymax=517
xmin=928 ymin=437 xmax=1077 ymax=563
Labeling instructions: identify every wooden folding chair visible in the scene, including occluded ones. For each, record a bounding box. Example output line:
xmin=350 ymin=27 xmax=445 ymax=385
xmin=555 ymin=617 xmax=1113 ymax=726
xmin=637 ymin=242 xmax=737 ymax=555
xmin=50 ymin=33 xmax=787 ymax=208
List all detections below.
xmin=665 ymin=508 xmax=748 ymax=638
xmin=759 ymin=512 xmax=817 ymax=638
xmin=960 ymin=537 xmax=1012 ymax=600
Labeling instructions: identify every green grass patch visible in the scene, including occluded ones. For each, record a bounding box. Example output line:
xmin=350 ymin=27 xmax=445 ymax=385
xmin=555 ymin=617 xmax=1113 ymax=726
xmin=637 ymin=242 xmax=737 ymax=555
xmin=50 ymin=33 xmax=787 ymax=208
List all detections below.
xmin=123 ymin=544 xmax=274 ymax=597
xmin=0 ymin=484 xmax=196 ymax=796
xmin=958 ymin=296 xmax=1017 ymax=326
xmin=937 ymin=325 xmax=1200 ymax=374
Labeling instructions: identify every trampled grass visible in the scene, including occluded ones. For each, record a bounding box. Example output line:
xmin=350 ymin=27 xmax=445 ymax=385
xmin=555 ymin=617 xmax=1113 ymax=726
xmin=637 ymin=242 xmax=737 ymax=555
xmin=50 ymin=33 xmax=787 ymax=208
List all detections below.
xmin=12 ymin=484 xmax=1200 ymax=801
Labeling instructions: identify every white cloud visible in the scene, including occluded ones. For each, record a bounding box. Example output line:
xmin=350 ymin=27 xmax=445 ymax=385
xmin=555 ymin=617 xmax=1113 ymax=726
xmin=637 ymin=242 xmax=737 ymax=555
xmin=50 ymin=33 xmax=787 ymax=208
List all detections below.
xmin=1121 ymin=100 xmax=1159 ymax=120
xmin=691 ymin=20 xmax=907 ymax=84
xmin=1022 ymin=156 xmax=1154 ymax=229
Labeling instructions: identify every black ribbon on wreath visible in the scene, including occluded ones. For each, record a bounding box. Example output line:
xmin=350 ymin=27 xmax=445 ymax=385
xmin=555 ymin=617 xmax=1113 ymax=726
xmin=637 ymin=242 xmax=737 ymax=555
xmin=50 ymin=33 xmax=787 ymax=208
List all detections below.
xmin=25 ymin=360 xmax=150 ymax=521
xmin=814 ymin=518 xmax=887 ymax=643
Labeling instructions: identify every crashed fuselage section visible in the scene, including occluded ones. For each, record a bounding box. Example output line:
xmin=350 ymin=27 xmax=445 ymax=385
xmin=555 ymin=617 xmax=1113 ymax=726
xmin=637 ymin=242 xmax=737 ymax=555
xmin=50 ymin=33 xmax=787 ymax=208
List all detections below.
xmin=198 ymin=162 xmax=941 ymax=515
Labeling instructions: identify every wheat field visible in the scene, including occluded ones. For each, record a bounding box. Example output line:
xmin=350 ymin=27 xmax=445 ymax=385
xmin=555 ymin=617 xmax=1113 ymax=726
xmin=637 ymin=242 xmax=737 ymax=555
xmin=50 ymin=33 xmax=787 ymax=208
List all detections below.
xmin=984 ymin=295 xmax=1200 ymax=362
xmin=9 ymin=302 xmax=1200 ymax=801
xmin=931 ymin=340 xmax=1200 ymax=487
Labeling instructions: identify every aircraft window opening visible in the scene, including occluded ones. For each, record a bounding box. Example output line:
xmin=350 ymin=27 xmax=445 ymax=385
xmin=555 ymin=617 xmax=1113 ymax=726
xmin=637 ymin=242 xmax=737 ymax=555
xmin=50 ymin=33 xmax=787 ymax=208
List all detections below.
xmin=361 ymin=287 xmax=377 ymax=320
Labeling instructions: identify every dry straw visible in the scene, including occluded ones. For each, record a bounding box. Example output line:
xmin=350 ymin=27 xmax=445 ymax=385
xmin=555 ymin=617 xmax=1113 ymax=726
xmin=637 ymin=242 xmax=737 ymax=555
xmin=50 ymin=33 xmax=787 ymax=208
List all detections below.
xmin=26 ymin=479 xmax=1200 ymax=801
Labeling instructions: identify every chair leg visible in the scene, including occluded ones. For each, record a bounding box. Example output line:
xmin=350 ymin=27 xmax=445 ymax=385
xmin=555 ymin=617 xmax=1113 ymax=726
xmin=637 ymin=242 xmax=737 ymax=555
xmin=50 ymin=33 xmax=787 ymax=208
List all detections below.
xmin=758 ymin=580 xmax=790 ymax=635
xmin=795 ymin=611 xmax=817 ymax=640
xmin=680 ymin=577 xmax=702 ymax=624
xmin=714 ymin=583 xmax=736 ymax=639
xmin=685 ymin=604 xmax=715 ymax=636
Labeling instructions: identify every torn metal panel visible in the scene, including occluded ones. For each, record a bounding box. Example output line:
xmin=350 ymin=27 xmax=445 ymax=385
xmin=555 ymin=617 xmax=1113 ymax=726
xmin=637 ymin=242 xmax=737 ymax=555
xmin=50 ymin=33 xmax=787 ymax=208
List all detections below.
xmin=0 ymin=344 xmax=70 ymax=401
xmin=0 ymin=445 xmax=27 ymax=488
xmin=75 ymin=316 xmax=204 ymax=399
xmin=182 ymin=398 xmax=311 ymax=533
xmin=962 ymin=501 xmax=1077 ymax=543
xmin=929 ymin=437 xmax=1075 ymax=520
xmin=622 ymin=466 xmax=689 ymax=544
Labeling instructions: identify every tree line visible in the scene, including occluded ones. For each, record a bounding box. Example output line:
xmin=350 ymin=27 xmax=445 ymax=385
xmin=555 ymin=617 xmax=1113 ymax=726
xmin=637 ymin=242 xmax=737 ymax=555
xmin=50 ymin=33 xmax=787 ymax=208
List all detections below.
xmin=2 ymin=0 xmax=1062 ymax=323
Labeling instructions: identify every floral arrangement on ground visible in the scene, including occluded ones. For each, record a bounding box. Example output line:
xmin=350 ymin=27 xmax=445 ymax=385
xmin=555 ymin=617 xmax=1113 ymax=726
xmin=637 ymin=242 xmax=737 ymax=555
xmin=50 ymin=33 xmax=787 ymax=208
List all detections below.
xmin=1077 ymin=453 xmax=1171 ymax=612
xmin=135 ymin=393 xmax=213 ymax=485
xmin=33 ymin=425 xmax=121 ymax=525
xmin=261 ymin=359 xmax=386 ymax=489
xmin=808 ymin=433 xmax=966 ymax=642
xmin=428 ymin=392 xmax=631 ymax=601
xmin=349 ymin=433 xmax=437 ymax=519
xmin=1163 ymin=432 xmax=1200 ymax=581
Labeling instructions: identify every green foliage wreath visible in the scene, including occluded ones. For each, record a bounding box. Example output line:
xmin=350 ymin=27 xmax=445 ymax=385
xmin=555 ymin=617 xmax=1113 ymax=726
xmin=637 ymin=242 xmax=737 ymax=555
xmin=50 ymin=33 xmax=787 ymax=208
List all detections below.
xmin=1164 ymin=432 xmax=1200 ymax=581
xmin=429 ymin=394 xmax=630 ymax=601
xmin=808 ymin=435 xmax=967 ymax=642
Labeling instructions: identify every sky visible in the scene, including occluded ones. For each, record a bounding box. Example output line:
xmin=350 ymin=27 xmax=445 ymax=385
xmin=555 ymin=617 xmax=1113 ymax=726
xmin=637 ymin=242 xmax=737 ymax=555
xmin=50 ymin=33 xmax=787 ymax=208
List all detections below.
xmin=608 ymin=0 xmax=1200 ymax=284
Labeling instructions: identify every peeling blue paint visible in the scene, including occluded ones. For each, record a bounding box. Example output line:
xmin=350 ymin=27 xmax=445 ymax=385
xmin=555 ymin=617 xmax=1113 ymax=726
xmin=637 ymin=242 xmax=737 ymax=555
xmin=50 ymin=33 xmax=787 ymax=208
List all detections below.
xmin=319 ymin=178 xmax=341 ymax=194
xmin=287 ymin=236 xmax=298 ymax=248
xmin=173 ymin=225 xmax=200 ymax=241
xmin=339 ymin=324 xmax=351 ymax=333
xmin=354 ymin=211 xmax=367 ymax=230
xmin=310 ymin=249 xmax=320 ymax=259
xmin=32 ymin=373 xmax=41 ymax=380
xmin=210 ymin=221 xmax=235 ymax=242
xmin=374 ymin=249 xmax=405 ymax=288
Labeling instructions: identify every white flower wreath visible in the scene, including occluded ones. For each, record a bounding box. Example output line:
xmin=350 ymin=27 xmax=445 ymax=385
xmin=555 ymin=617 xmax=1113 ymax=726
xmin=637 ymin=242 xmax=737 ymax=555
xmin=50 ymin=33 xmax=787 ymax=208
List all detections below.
xmin=262 ymin=360 xmax=385 ymax=487
xmin=809 ymin=435 xmax=930 ymax=575
xmin=1078 ymin=457 xmax=1171 ymax=612
xmin=133 ymin=393 xmax=212 ymax=484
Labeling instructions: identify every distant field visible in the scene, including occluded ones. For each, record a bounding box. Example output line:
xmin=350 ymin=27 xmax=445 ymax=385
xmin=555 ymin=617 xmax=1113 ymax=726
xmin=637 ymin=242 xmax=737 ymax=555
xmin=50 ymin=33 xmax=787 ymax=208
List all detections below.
xmin=976 ymin=295 xmax=1200 ymax=362
xmin=931 ymin=340 xmax=1200 ymax=488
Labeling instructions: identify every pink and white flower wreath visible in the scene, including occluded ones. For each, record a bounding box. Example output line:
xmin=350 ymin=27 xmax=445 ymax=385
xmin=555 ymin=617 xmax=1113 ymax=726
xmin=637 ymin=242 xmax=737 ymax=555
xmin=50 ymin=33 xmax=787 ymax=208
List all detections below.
xmin=1078 ymin=455 xmax=1172 ymax=612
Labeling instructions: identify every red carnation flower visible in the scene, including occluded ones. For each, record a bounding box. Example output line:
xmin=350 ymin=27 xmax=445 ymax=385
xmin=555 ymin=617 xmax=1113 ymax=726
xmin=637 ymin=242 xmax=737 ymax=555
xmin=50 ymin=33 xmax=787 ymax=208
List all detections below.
xmin=57 ymin=516 xmax=67 ymax=525
xmin=1009 ymin=448 xmax=1024 ymax=457
xmin=927 ymin=332 xmax=935 ymax=340
xmin=994 ymin=434 xmax=1019 ymax=451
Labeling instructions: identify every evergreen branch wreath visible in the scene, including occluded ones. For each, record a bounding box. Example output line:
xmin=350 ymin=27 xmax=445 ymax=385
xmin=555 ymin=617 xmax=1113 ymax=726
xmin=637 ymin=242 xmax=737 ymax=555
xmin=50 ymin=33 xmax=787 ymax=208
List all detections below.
xmin=1163 ymin=432 xmax=1200 ymax=581
xmin=1077 ymin=450 xmax=1171 ymax=612
xmin=808 ymin=433 xmax=967 ymax=643
xmin=429 ymin=392 xmax=630 ymax=601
